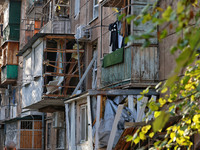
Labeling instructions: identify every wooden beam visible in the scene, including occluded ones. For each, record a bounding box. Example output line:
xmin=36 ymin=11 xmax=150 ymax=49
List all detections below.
xmin=128 ymin=95 xmax=137 ymax=121
xmin=72 ymin=55 xmax=97 ymax=95
xmin=87 ymin=96 xmax=93 ymax=150
xmin=38 ymin=105 xmax=65 ymax=113
xmin=136 ymin=96 xmax=148 ymax=122
xmin=106 ymin=104 xmax=124 ymax=150
xmin=95 ymin=95 xmax=101 ymax=150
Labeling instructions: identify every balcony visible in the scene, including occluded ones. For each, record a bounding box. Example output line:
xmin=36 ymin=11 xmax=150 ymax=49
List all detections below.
xmin=1 ymin=65 xmax=18 ymax=84
xmin=101 ymin=45 xmax=159 ymax=88
xmin=2 ymin=0 xmax=21 ymax=42
xmin=0 ymin=105 xmax=17 ymax=121
xmin=19 ymin=34 xmax=84 ymax=112
xmin=40 ymin=18 xmax=71 ymax=34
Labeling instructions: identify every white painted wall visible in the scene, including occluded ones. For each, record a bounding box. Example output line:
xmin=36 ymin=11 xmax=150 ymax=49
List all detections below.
xmin=22 ymin=40 xmax=44 ymax=108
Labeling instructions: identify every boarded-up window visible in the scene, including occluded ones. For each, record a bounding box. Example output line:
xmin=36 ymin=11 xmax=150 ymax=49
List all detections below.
xmin=20 ymin=120 xmax=42 ymax=149
xmin=80 ymin=105 xmax=88 ymax=142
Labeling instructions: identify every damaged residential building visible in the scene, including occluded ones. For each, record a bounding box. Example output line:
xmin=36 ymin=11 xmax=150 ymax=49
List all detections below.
xmin=0 ymin=0 xmax=198 ymax=150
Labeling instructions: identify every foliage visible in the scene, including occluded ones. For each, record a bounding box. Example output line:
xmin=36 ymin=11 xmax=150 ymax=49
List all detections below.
xmin=118 ymin=0 xmax=200 ymax=149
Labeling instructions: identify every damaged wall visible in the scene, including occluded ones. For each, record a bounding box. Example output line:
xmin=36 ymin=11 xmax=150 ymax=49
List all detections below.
xmin=22 ymin=40 xmax=44 ymax=108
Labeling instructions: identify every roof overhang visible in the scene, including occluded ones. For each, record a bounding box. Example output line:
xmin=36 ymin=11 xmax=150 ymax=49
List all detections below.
xmin=64 ymin=89 xmax=159 ymax=103
xmin=23 ymin=97 xmax=65 ymax=113
xmin=17 ymin=33 xmax=75 ymax=56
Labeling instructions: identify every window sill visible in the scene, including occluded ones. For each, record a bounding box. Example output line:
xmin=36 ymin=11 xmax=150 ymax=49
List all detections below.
xmin=88 ymin=16 xmax=98 ymax=25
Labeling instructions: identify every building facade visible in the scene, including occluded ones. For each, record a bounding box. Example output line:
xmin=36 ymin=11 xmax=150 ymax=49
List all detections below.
xmin=0 ymin=0 xmax=198 ymax=150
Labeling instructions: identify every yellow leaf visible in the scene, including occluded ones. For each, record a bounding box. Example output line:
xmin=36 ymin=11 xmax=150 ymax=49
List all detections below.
xmin=154 ymin=111 xmax=161 ymax=118
xmin=149 ymin=132 xmax=154 ymax=138
xmin=133 ymin=136 xmax=140 ymax=144
xmin=112 ymin=8 xmax=119 ymax=13
xmin=170 ymin=132 xmax=175 ymax=139
xmin=142 ymin=125 xmax=151 ymax=134
xmin=159 ymin=98 xmax=166 ymax=107
xmin=156 ymin=7 xmax=164 ymax=12
xmin=139 ymin=132 xmax=146 ymax=140
xmin=161 ymin=87 xmax=168 ymax=93
xmin=193 ymin=114 xmax=200 ymax=123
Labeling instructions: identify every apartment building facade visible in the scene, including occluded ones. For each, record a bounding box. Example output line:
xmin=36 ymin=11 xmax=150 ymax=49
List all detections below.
xmin=0 ymin=0 xmax=198 ymax=150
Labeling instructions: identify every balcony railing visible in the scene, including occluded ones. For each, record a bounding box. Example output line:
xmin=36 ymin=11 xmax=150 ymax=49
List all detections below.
xmin=101 ymin=45 xmax=159 ymax=88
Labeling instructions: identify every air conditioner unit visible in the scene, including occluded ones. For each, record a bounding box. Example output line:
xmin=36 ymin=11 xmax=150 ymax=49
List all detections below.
xmin=75 ymin=25 xmax=91 ymax=41
xmin=53 ymin=111 xmax=64 ymax=128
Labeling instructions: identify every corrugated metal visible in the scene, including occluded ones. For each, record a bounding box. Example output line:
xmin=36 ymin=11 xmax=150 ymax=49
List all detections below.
xmin=101 ymin=46 xmax=159 ymax=87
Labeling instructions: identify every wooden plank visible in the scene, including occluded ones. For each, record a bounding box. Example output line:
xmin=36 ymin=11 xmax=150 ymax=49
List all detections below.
xmin=87 ymin=96 xmax=93 ymax=150
xmin=128 ymin=95 xmax=137 ymax=121
xmin=107 ymin=104 xmax=124 ymax=150
xmin=95 ymin=95 xmax=101 ymax=150
xmin=136 ymin=95 xmax=148 ymax=122
xmin=72 ymin=55 xmax=97 ymax=95
xmin=70 ymin=102 xmax=76 ymax=150
xmin=34 ymin=131 xmax=42 ymax=148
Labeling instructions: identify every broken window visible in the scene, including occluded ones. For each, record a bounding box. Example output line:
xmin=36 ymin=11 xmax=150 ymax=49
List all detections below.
xmin=44 ymin=39 xmax=84 ymax=96
xmin=80 ymin=104 xmax=88 ymax=143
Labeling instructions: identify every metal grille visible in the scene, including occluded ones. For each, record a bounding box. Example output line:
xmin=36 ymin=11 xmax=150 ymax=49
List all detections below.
xmin=20 ymin=120 xmax=42 ymax=149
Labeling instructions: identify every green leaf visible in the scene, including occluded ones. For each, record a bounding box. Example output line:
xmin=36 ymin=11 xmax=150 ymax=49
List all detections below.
xmin=177 ymin=1 xmax=185 ymax=14
xmin=162 ymin=6 xmax=173 ymax=21
xmin=153 ymin=111 xmax=170 ymax=132
xmin=160 ymin=29 xmax=168 ymax=39
xmin=126 ymin=15 xmax=135 ymax=24
xmin=118 ymin=13 xmax=126 ymax=21
xmin=126 ymin=135 xmax=133 ymax=142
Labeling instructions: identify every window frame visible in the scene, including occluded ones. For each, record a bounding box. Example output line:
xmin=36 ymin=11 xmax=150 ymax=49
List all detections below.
xmin=80 ymin=104 xmax=88 ymax=143
xmin=74 ymin=0 xmax=80 ymax=17
xmin=93 ymin=0 xmax=99 ymax=20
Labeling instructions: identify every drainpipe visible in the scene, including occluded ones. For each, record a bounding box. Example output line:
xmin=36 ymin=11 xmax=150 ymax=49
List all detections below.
xmin=42 ymin=113 xmax=45 ymax=150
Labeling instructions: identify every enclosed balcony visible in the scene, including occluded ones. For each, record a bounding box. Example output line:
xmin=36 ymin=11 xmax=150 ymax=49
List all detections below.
xmin=3 ymin=0 xmax=21 ymax=42
xmin=1 ymin=42 xmax=19 ymax=85
xmin=40 ymin=0 xmax=71 ymax=34
xmin=101 ymin=45 xmax=159 ymax=88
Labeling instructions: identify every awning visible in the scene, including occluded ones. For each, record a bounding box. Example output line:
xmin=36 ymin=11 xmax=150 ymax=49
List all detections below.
xmin=23 ymin=97 xmax=65 ymax=112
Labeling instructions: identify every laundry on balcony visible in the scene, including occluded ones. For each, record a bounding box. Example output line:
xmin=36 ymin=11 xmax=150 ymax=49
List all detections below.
xmin=109 ymin=21 xmax=124 ymax=52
